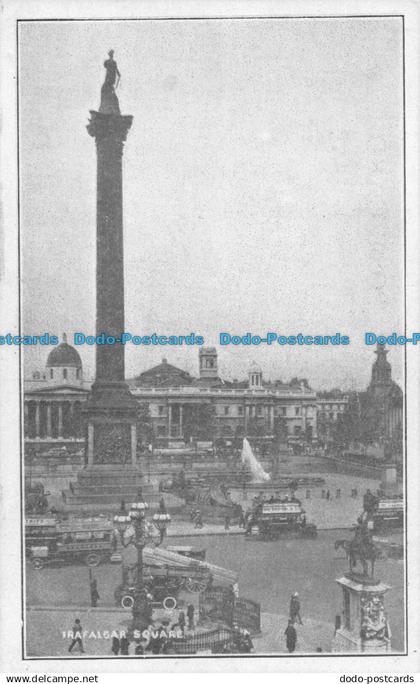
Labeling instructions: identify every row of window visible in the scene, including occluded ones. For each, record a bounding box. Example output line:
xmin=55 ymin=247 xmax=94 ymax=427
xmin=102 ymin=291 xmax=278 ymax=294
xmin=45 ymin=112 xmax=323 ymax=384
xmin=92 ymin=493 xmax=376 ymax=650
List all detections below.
xmin=155 ymin=404 xmax=304 ymax=417
xmin=49 ymin=368 xmax=81 ymax=380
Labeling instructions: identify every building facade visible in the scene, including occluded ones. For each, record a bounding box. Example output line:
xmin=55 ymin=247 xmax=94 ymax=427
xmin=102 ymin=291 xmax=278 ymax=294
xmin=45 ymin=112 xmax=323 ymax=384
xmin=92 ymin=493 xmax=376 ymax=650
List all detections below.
xmin=24 ymin=341 xmax=321 ymax=452
xmin=23 ymin=340 xmax=403 ymax=458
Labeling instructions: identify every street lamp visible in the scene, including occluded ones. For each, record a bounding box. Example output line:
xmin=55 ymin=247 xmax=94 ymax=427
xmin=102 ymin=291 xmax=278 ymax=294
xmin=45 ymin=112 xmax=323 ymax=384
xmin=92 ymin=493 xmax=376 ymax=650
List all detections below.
xmin=125 ymin=500 xmax=171 ymax=631
xmin=127 ymin=502 xmax=150 ymax=631
xmin=152 ymin=511 xmax=172 ymax=544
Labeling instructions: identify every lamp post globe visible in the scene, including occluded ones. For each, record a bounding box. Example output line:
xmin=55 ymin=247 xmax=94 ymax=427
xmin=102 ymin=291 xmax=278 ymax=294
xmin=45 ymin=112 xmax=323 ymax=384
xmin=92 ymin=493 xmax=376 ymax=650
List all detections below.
xmin=152 ymin=512 xmax=172 ymax=543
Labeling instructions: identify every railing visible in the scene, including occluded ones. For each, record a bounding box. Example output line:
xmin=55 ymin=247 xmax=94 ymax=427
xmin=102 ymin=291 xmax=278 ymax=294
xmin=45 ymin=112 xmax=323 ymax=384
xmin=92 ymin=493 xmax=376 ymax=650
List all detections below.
xmin=233 ymin=598 xmax=261 ymax=634
xmin=171 ymin=627 xmax=233 ymax=654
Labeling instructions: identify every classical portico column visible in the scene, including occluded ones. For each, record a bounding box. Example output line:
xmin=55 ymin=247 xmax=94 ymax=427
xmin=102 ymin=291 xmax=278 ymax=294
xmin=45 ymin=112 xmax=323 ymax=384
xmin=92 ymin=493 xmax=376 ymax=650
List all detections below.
xmin=179 ymin=404 xmax=183 ymax=438
xmin=58 ymin=403 xmax=63 ymax=438
xmin=302 ymin=405 xmax=307 ymax=434
xmin=34 ymin=402 xmax=40 ymax=438
xmin=46 ymin=403 xmax=52 ymax=438
xmin=168 ymin=405 xmax=173 ymax=438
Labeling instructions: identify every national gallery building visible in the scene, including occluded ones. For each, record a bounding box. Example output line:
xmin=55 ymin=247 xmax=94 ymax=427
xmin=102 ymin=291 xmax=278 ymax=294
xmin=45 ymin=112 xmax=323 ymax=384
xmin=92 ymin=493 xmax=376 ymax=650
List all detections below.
xmin=24 ymin=339 xmax=335 ymax=453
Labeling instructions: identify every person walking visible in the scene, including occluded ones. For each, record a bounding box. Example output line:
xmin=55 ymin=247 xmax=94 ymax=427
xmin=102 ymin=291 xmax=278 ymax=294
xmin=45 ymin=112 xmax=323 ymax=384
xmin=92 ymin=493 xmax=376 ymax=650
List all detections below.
xmin=120 ymin=635 xmax=130 ymax=655
xmin=284 ymin=620 xmax=297 ymax=653
xmin=326 ymin=489 xmax=330 ymax=501
xmin=177 ymin=610 xmax=186 ymax=636
xmin=111 ymin=636 xmax=120 ymax=655
xmin=68 ymin=619 xmax=84 ymax=653
xmin=187 ymin=603 xmax=195 ymax=631
xmin=194 ymin=510 xmax=203 ymax=529
xmin=289 ymin=592 xmax=303 ymax=625
xmin=224 ymin=514 xmax=230 ymax=531
xmin=90 ymin=578 xmax=100 ymax=608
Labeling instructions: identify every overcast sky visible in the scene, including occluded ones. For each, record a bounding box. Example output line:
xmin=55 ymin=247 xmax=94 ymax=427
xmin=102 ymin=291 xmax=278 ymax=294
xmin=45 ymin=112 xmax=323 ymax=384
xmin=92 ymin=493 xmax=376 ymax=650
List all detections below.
xmin=19 ymin=17 xmax=404 ymax=389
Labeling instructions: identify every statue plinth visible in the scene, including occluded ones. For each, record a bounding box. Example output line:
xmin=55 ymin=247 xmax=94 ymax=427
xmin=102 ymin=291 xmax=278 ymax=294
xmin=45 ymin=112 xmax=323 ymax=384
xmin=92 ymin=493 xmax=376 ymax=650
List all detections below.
xmin=332 ymin=575 xmax=391 ymax=653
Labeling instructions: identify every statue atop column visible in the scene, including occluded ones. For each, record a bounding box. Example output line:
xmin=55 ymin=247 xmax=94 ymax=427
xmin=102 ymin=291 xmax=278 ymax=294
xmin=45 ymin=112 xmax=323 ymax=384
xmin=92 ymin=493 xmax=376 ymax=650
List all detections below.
xmin=99 ymin=50 xmax=121 ymax=115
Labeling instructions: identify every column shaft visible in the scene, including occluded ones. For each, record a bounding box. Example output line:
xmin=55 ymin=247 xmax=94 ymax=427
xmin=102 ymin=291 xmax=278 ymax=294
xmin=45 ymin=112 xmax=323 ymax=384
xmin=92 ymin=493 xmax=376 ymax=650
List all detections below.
xmin=58 ymin=403 xmax=63 ymax=438
xmin=95 ymin=137 xmax=125 ymax=382
xmin=168 ymin=405 xmax=173 ymax=438
xmin=35 ymin=402 xmax=40 ymax=438
xmin=46 ymin=403 xmax=52 ymax=438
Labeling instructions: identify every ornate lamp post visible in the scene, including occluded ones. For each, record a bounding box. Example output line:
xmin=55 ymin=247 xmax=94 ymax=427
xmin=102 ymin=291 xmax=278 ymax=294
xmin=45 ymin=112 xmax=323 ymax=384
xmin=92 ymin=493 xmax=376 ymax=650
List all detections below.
xmin=125 ymin=500 xmax=171 ymax=630
xmin=152 ymin=511 xmax=172 ymax=544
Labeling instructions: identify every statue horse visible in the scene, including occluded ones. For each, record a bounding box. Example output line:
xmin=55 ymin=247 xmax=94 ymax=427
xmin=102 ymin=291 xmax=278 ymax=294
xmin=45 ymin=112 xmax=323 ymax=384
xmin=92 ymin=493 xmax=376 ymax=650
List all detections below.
xmin=334 ymin=537 xmax=378 ymax=578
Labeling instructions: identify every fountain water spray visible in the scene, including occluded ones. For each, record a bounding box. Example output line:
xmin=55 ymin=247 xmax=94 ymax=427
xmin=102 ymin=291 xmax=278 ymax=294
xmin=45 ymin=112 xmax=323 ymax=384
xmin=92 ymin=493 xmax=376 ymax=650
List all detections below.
xmin=241 ymin=438 xmax=271 ymax=483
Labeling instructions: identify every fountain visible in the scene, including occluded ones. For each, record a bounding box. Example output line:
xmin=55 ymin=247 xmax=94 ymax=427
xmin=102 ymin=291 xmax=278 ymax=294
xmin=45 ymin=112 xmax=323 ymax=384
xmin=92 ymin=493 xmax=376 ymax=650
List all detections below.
xmin=241 ymin=438 xmax=270 ymax=483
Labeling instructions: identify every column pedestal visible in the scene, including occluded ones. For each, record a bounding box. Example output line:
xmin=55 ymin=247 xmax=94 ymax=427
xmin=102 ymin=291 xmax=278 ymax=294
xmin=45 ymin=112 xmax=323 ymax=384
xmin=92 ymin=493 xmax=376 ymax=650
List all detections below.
xmin=332 ymin=575 xmax=391 ymax=653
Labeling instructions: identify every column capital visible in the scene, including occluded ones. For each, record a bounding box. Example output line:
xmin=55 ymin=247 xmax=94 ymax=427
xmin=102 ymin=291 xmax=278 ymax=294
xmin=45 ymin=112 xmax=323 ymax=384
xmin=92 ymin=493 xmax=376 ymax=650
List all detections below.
xmin=87 ymin=110 xmax=133 ymax=142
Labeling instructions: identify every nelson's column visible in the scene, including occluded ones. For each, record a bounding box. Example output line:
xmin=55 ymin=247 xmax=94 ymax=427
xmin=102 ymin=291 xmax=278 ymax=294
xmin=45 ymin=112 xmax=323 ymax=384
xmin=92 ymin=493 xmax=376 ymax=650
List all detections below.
xmin=66 ymin=52 xmax=151 ymax=507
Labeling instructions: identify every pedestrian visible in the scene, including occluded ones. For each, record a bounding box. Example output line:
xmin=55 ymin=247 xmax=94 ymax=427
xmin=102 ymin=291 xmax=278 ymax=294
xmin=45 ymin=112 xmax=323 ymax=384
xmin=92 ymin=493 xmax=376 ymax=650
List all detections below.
xmin=289 ymin=592 xmax=303 ymax=625
xmin=90 ymin=578 xmax=100 ymax=608
xmin=176 ymin=610 xmax=186 ymax=636
xmin=187 ymin=603 xmax=195 ymax=631
xmin=326 ymin=489 xmax=330 ymax=501
xmin=111 ymin=636 xmax=120 ymax=655
xmin=159 ymin=496 xmax=166 ymax=512
xmin=120 ymin=635 xmax=129 ymax=655
xmin=134 ymin=640 xmax=144 ymax=655
xmin=194 ymin=510 xmax=203 ymax=529
xmin=68 ymin=618 xmax=84 ymax=653
xmin=238 ymin=509 xmax=245 ymax=528
xmin=224 ymin=514 xmax=230 ymax=530
xmin=284 ymin=620 xmax=297 ymax=653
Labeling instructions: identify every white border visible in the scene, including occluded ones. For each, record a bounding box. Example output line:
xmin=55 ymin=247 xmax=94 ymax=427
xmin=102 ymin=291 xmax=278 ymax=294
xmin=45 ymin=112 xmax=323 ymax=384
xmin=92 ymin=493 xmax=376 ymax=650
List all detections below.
xmin=0 ymin=0 xmax=419 ymax=674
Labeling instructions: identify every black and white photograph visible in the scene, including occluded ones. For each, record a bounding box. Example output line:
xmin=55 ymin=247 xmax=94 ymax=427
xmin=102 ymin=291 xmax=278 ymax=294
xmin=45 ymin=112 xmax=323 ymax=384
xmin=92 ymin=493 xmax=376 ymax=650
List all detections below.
xmin=0 ymin=0 xmax=419 ymax=675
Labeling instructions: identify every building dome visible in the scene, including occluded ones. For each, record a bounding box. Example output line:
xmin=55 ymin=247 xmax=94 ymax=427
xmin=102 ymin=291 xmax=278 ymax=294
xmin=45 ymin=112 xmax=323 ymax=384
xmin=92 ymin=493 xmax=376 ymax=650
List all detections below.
xmin=46 ymin=335 xmax=81 ymax=368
